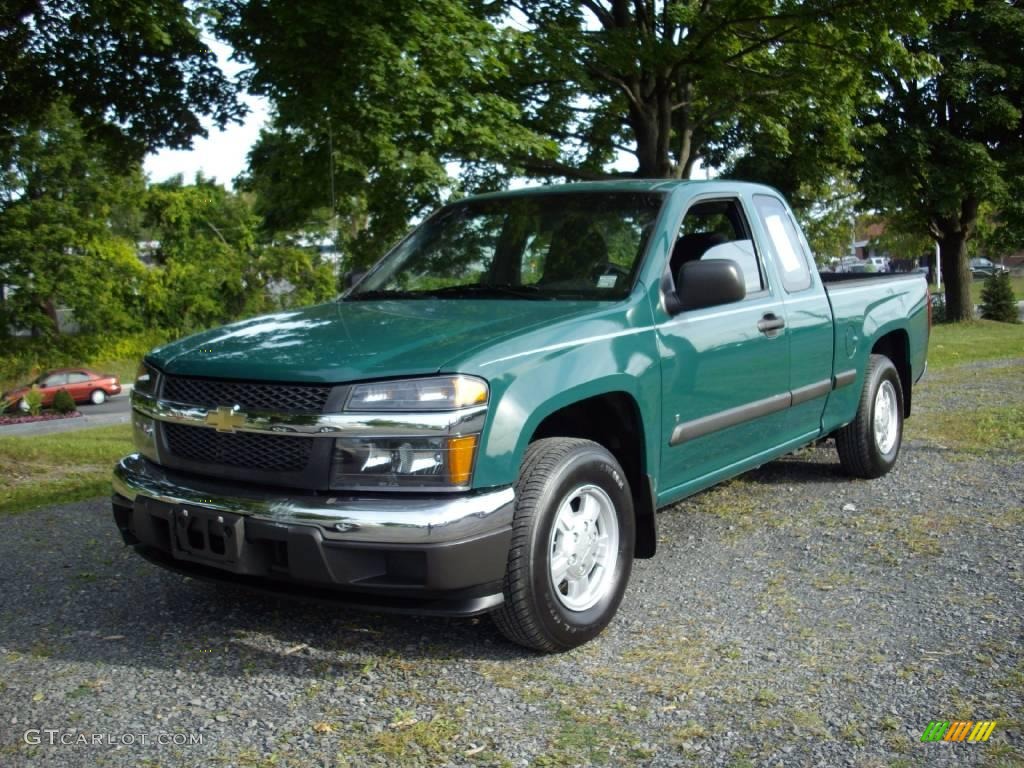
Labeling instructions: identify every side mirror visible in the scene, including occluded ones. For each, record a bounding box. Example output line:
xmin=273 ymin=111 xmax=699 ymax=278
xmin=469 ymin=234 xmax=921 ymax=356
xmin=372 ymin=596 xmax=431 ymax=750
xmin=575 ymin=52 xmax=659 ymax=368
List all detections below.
xmin=676 ymin=259 xmax=746 ymax=311
xmin=343 ymin=270 xmax=366 ymax=289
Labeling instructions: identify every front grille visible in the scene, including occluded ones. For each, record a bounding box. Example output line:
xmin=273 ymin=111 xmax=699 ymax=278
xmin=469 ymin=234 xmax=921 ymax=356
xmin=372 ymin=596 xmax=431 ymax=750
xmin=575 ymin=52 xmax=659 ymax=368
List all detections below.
xmin=162 ymin=376 xmax=332 ymax=413
xmin=164 ymin=423 xmax=313 ymax=472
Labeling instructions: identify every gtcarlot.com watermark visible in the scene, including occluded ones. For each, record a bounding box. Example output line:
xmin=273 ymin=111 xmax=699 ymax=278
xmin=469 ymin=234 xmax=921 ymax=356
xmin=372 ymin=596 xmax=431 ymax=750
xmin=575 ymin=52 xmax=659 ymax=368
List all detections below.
xmin=24 ymin=729 xmax=204 ymax=747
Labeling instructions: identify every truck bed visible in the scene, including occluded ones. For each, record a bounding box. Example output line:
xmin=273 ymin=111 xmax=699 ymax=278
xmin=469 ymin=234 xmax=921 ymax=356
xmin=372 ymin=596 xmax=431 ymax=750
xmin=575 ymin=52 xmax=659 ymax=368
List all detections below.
xmin=818 ymin=271 xmax=930 ymax=436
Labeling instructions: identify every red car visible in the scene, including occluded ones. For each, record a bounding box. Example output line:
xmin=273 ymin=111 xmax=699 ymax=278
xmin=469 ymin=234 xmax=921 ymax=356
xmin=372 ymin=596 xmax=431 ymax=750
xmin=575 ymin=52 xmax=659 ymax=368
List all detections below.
xmin=4 ymin=368 xmax=122 ymax=410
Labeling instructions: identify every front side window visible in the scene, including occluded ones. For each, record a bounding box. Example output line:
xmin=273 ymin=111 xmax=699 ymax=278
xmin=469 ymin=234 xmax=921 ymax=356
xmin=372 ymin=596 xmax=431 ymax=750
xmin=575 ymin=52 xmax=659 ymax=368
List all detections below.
xmin=671 ymin=198 xmax=765 ymax=295
xmin=348 ymin=192 xmax=665 ymax=301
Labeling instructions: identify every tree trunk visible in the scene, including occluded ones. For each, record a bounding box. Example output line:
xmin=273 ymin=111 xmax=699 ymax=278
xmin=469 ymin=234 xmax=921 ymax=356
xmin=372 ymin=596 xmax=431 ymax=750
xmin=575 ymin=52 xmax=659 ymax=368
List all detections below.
xmin=937 ymin=229 xmax=972 ymax=322
xmin=630 ymin=104 xmax=669 ymax=177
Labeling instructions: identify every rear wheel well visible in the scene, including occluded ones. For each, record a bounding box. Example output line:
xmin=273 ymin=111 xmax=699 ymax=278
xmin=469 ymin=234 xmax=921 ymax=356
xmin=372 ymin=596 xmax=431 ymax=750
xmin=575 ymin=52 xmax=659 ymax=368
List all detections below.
xmin=871 ymin=330 xmax=911 ymax=417
xmin=530 ymin=392 xmax=656 ymax=558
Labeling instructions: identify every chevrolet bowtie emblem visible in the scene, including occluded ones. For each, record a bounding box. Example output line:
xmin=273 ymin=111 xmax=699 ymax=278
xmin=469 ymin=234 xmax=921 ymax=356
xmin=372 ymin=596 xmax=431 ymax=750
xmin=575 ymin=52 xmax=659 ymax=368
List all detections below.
xmin=206 ymin=406 xmax=247 ymax=433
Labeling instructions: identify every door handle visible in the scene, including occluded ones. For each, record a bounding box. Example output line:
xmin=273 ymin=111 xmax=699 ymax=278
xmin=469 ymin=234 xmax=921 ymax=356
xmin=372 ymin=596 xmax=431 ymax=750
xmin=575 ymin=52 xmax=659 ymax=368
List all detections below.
xmin=757 ymin=313 xmax=785 ymax=334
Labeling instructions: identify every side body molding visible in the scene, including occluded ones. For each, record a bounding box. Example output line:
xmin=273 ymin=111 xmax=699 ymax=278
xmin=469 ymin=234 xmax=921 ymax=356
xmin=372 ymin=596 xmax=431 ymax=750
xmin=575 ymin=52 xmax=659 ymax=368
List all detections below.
xmin=669 ymin=369 xmax=857 ymax=446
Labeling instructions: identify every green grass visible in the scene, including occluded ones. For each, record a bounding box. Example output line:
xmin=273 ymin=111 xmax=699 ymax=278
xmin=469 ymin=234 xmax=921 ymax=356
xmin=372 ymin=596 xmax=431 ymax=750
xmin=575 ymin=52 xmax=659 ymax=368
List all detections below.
xmin=928 ymin=320 xmax=1024 ymax=370
xmin=0 ymin=424 xmax=132 ymax=515
xmin=906 ymin=403 xmax=1024 ymax=454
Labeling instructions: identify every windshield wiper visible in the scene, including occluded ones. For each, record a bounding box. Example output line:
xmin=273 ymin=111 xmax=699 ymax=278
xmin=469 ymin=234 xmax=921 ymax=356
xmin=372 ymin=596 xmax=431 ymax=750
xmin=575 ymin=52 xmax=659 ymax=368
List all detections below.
xmin=345 ymin=289 xmax=429 ymax=301
xmin=419 ymin=284 xmax=552 ymax=300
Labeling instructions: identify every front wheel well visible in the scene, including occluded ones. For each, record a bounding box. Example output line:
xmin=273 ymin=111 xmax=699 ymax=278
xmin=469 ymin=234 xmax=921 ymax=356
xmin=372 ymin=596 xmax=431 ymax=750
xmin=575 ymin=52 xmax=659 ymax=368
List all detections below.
xmin=529 ymin=392 xmax=656 ymax=558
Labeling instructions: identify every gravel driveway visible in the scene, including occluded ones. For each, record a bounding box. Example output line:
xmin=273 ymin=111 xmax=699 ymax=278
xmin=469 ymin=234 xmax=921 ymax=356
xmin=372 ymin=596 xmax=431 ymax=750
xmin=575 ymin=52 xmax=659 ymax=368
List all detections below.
xmin=1 ymin=361 xmax=1021 ymax=767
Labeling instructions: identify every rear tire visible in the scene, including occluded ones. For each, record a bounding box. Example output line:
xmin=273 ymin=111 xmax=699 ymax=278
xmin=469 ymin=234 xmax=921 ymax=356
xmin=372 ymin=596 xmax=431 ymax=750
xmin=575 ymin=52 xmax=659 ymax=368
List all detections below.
xmin=835 ymin=354 xmax=904 ymax=478
xmin=90 ymin=389 xmax=106 ymax=405
xmin=493 ymin=438 xmax=634 ymax=652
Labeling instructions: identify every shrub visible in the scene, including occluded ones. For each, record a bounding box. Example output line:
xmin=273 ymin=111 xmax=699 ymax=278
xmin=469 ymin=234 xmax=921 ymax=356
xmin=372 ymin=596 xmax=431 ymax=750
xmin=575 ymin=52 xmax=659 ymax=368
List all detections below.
xmin=53 ymin=389 xmax=76 ymax=413
xmin=980 ymin=272 xmax=1019 ymax=323
xmin=24 ymin=385 xmax=43 ymax=415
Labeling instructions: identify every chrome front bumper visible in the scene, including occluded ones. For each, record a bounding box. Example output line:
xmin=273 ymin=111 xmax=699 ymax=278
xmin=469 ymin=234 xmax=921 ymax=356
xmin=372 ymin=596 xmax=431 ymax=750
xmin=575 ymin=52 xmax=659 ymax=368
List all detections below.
xmin=112 ymin=453 xmax=515 ymax=545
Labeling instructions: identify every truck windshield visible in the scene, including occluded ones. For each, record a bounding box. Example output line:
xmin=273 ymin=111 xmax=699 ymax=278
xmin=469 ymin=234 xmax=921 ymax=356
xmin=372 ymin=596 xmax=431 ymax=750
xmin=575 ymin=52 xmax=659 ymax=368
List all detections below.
xmin=347 ymin=192 xmax=665 ymax=301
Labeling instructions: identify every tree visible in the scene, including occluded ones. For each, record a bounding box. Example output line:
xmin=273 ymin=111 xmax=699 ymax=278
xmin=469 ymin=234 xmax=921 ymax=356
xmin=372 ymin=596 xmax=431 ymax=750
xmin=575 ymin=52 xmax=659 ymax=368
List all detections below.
xmin=217 ymin=0 xmax=552 ymax=266
xmin=143 ymin=177 xmax=335 ymax=333
xmin=0 ymin=103 xmax=150 ymax=337
xmin=979 ymin=272 xmax=1019 ymax=324
xmin=859 ymin=0 xmax=1024 ymax=321
xmin=0 ymin=0 xmax=243 ymax=160
xmin=220 ymin=0 xmax=937 ymax=264
xmin=500 ymin=0 xmax=918 ymax=181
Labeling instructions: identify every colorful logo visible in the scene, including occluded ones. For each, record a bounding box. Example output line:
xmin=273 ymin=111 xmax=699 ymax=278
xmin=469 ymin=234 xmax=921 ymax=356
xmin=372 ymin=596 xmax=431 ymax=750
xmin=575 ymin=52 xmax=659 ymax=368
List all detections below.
xmin=921 ymin=721 xmax=997 ymax=742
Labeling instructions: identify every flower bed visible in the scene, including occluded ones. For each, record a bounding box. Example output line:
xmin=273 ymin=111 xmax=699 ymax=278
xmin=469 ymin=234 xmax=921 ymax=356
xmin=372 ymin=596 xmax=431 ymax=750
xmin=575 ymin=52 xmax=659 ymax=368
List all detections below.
xmin=0 ymin=410 xmax=82 ymax=427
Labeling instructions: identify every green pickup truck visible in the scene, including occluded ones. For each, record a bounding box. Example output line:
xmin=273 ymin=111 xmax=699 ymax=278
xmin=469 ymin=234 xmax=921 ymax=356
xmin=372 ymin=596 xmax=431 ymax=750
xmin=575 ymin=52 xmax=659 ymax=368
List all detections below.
xmin=113 ymin=180 xmax=929 ymax=651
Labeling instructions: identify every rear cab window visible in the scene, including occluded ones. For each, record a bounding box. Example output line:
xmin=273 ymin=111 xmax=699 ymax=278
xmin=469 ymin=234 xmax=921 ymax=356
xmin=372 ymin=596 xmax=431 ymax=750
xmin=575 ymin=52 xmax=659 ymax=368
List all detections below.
xmin=752 ymin=194 xmax=813 ymax=293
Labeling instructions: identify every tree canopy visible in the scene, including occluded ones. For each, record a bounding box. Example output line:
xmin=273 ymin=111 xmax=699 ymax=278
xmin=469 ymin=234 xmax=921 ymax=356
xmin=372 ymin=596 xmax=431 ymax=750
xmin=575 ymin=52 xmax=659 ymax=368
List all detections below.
xmin=0 ymin=107 xmax=334 ymax=339
xmin=859 ymin=0 xmax=1024 ymax=320
xmin=0 ymin=0 xmax=243 ymax=159
xmin=216 ymin=0 xmax=551 ymax=264
xmin=217 ymin=0 xmax=960 ymax=270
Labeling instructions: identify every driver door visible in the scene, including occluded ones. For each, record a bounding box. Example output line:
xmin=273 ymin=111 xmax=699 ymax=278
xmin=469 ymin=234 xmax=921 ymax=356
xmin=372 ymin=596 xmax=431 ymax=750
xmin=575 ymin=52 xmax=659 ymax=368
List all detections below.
xmin=657 ymin=196 xmax=792 ymax=497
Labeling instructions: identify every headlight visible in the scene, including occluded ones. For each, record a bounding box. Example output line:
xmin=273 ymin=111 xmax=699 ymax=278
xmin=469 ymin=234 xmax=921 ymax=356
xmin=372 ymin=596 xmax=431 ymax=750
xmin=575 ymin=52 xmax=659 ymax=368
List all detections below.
xmin=331 ymin=434 xmax=478 ymax=490
xmin=346 ymin=375 xmax=487 ymax=412
xmin=332 ymin=375 xmax=487 ymax=490
xmin=134 ymin=360 xmax=160 ymax=396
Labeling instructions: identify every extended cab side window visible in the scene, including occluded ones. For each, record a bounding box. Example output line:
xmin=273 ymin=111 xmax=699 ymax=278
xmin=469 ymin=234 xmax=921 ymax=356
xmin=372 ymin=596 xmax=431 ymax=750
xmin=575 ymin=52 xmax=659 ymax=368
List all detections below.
xmin=672 ymin=199 xmax=765 ymax=296
xmin=752 ymin=194 xmax=812 ymax=293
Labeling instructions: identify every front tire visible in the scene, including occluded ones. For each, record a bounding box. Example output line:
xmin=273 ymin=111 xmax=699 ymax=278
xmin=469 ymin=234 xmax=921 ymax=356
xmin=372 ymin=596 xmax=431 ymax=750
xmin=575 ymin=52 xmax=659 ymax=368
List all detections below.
xmin=90 ymin=389 xmax=106 ymax=405
xmin=493 ymin=438 xmax=634 ymax=652
xmin=835 ymin=354 xmax=904 ymax=478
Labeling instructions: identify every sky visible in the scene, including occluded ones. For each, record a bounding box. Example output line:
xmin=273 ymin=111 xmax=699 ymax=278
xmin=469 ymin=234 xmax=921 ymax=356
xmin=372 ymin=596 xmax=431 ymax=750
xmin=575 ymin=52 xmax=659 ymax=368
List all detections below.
xmin=143 ymin=39 xmax=270 ymax=189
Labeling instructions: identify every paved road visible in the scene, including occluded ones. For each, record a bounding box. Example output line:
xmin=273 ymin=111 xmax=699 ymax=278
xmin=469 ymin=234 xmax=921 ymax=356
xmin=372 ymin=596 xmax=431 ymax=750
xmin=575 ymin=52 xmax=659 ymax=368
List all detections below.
xmin=0 ymin=389 xmax=132 ymax=437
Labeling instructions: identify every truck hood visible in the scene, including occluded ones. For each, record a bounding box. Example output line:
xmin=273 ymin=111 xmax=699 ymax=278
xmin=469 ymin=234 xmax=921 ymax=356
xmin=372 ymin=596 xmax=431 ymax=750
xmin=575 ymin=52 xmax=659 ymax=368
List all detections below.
xmin=148 ymin=299 xmax=599 ymax=383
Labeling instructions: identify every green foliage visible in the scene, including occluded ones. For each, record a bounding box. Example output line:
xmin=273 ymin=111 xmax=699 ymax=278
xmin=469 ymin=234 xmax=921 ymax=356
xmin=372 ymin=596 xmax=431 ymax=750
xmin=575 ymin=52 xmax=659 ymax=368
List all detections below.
xmin=0 ymin=0 xmax=242 ymax=159
xmin=0 ymin=106 xmax=337 ymax=346
xmin=218 ymin=0 xmax=551 ymax=267
xmin=980 ymin=272 xmax=1020 ymax=324
xmin=794 ymin=176 xmax=861 ymax=263
xmin=218 ymin=0 xmax=940 ymax=264
xmin=141 ymin=177 xmax=336 ymax=332
xmin=52 ymin=389 xmax=76 ymax=414
xmin=868 ymin=217 xmax=933 ymax=265
xmin=0 ymin=103 xmax=151 ymax=338
xmin=23 ymin=386 xmax=42 ymax=416
xmin=859 ymin=0 xmax=1024 ymax=321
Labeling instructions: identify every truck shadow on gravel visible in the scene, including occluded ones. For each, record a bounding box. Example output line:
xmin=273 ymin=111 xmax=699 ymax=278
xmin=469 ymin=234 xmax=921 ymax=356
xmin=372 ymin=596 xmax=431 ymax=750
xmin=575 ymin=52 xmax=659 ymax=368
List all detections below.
xmin=0 ymin=504 xmax=533 ymax=682
xmin=741 ymin=451 xmax=854 ymax=485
